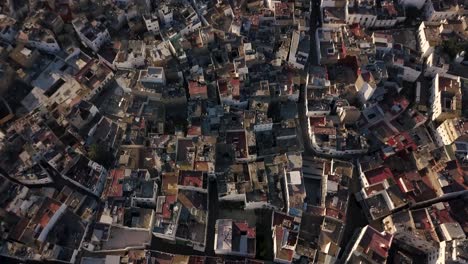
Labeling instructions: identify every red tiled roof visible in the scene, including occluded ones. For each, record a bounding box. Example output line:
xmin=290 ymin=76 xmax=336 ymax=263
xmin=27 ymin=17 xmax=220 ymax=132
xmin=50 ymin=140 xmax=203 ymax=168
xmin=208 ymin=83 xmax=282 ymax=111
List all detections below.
xmin=272 ymin=211 xmax=294 ymax=227
xmin=313 ymin=126 xmax=336 ymax=135
xmin=439 ymin=76 xmax=460 ymax=91
xmin=386 ymin=132 xmax=417 ymax=152
xmin=250 ymin=15 xmax=260 ymax=27
xmin=362 ymin=71 xmax=372 ymax=82
xmin=178 ymin=170 xmax=204 ymax=188
xmin=274 ymin=226 xmax=294 ymax=261
xmin=393 ymin=96 xmax=409 ymax=110
xmin=350 ymin=23 xmax=365 ymax=38
xmin=309 ymin=116 xmax=326 ymax=127
xmin=325 ymin=207 xmax=341 ymax=219
xmin=188 ymin=256 xmax=206 ymax=264
xmin=397 ymin=177 xmax=414 ymax=193
xmin=188 ymin=81 xmax=208 ymax=97
xmin=274 ymin=2 xmax=292 ymax=17
xmin=369 ymin=231 xmax=392 ymax=258
xmin=39 ymin=201 xmax=61 ymax=228
xmin=187 ymin=125 xmax=202 ymax=136
xmin=162 ymin=195 xmax=176 ymax=219
xmin=218 ymin=80 xmax=228 ymax=96
xmin=365 ymin=166 xmax=393 ymax=185
xmin=230 ymin=78 xmax=240 ymax=98
xmin=403 ymin=170 xmax=421 ymax=181
xmin=107 ymin=169 xmax=124 ymax=197
xmin=359 ymin=226 xmax=393 ymax=260
xmin=234 ymin=221 xmax=256 ymax=238
xmin=412 ymin=209 xmax=433 ymax=230
xmin=434 ymin=208 xmax=454 ymax=224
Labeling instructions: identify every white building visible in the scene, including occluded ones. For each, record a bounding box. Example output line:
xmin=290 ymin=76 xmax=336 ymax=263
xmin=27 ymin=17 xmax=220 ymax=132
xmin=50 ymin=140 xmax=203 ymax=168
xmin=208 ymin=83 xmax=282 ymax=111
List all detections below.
xmin=139 ymin=67 xmax=166 ymax=86
xmin=114 ymin=40 xmax=146 ymax=70
xmin=143 ymin=14 xmax=160 ymax=33
xmin=17 ymin=25 xmax=60 ymax=53
xmin=158 ymin=5 xmax=174 ymax=24
xmin=178 ymin=7 xmax=202 ymax=36
xmin=72 ymin=16 xmax=110 ymax=52
xmin=346 ymin=0 xmax=405 ymax=28
xmin=417 ymin=21 xmax=436 ymax=58
xmin=355 ymin=72 xmax=377 ymax=104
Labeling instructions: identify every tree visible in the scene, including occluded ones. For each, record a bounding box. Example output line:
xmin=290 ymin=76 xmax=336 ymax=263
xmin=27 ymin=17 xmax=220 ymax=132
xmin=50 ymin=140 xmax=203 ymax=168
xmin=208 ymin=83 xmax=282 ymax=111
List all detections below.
xmin=442 ymin=39 xmax=468 ymax=60
xmin=404 ymin=6 xmax=421 ymax=26
xmin=88 ymin=144 xmax=113 ymax=169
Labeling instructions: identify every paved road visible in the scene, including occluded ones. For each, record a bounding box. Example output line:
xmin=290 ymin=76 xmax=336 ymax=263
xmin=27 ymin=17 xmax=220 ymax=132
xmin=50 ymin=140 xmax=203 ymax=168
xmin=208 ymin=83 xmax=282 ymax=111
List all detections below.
xmin=204 ymin=179 xmax=219 ymax=256
xmin=308 ymin=0 xmax=320 ymax=67
xmin=337 ymin=162 xmax=369 ymax=258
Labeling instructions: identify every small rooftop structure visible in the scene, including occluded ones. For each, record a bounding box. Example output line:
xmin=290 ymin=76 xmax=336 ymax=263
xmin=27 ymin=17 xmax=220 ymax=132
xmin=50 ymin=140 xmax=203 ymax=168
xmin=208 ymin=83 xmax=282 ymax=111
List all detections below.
xmin=214 ymin=219 xmax=256 ymax=257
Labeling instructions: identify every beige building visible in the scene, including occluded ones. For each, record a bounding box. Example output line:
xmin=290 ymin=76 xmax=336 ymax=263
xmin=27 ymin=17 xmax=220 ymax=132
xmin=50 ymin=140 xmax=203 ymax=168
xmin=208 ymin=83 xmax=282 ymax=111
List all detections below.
xmin=9 ymin=45 xmax=40 ymax=68
xmin=338 ymin=106 xmax=361 ymax=125
xmin=430 ymin=74 xmax=462 ymax=122
xmin=436 ymin=118 xmax=467 ymax=145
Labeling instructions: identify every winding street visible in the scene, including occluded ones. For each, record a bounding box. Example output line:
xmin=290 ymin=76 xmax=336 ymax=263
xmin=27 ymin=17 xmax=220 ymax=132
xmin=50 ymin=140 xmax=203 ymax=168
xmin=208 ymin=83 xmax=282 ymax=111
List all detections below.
xmin=298 ymin=0 xmax=368 ymax=161
xmin=299 ymin=1 xmax=370 ymax=257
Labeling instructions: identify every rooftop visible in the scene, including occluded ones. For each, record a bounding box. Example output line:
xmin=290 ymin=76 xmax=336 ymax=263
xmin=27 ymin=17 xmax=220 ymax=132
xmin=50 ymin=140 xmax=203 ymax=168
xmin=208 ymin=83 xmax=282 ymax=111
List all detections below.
xmin=215 ymin=219 xmax=256 ymax=256
xmin=178 ymin=170 xmax=206 ymax=189
xmin=272 ymin=211 xmax=300 ymax=262
xmin=175 ymin=189 xmax=208 ymax=245
xmin=364 ymin=166 xmax=394 ymax=185
xmin=353 ymin=226 xmax=393 ymax=262
xmin=62 ymin=155 xmax=105 ymax=193
xmin=75 ymin=59 xmax=113 ymax=91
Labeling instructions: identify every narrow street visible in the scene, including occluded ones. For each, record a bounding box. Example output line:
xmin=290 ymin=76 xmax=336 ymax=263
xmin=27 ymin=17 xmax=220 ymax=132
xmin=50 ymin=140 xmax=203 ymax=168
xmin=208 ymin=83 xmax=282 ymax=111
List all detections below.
xmin=297 ymin=0 xmax=320 ymax=157
xmin=299 ymin=0 xmax=320 ymax=150
xmin=299 ymin=0 xmax=367 ymax=160
xmin=301 ymin=0 xmax=369 ymax=257
xmin=308 ymin=0 xmax=321 ymax=67
xmin=204 ymin=179 xmax=219 ymax=256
